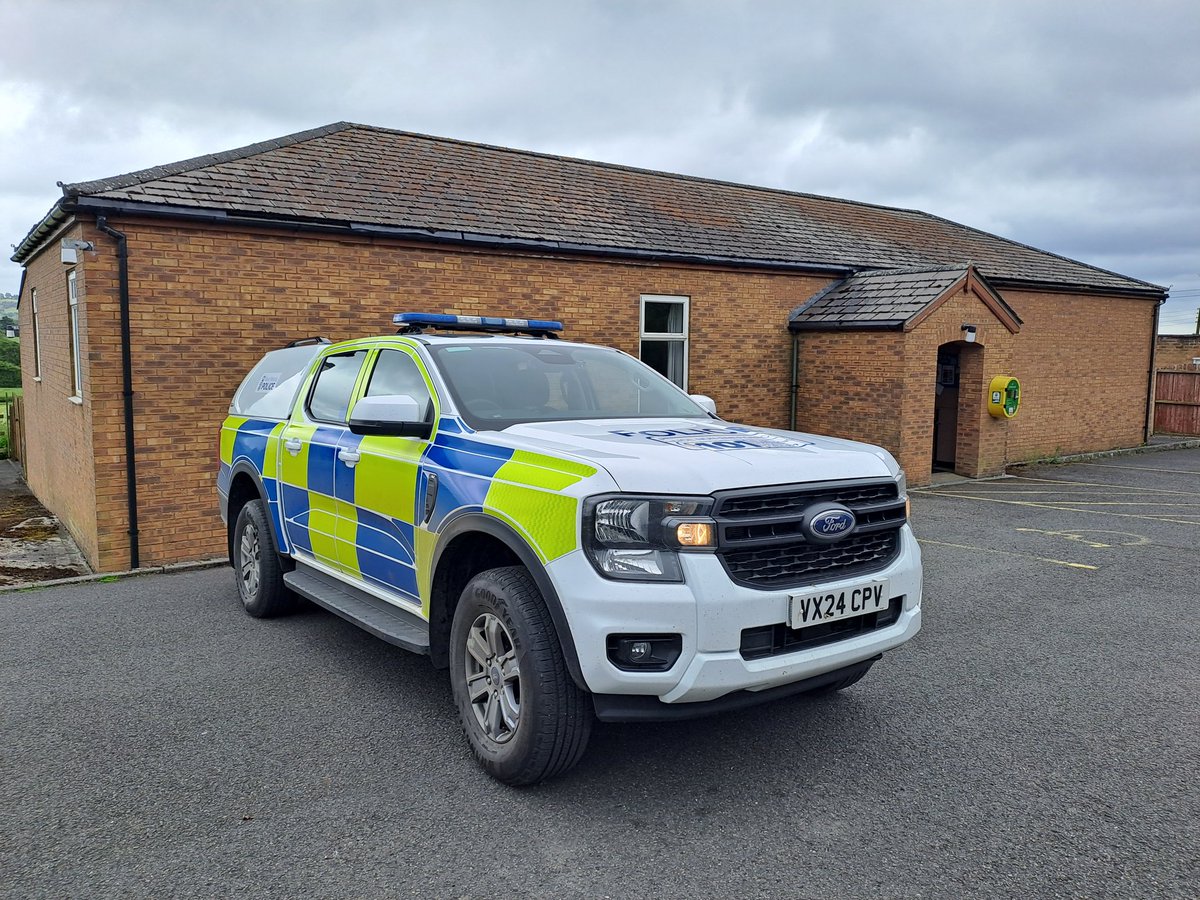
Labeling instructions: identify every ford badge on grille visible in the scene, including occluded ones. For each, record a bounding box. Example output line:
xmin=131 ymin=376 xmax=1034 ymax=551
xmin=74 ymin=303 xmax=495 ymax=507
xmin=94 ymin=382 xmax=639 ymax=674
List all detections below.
xmin=803 ymin=505 xmax=857 ymax=543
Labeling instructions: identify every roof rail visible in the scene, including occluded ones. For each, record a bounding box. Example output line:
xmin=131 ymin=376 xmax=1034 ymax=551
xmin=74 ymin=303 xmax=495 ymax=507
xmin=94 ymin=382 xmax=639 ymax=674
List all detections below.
xmin=285 ymin=336 xmax=333 ymax=348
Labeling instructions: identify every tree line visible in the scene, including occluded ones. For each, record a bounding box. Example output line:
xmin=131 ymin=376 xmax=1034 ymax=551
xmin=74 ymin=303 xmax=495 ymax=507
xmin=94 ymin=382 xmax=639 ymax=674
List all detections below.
xmin=0 ymin=336 xmax=20 ymax=388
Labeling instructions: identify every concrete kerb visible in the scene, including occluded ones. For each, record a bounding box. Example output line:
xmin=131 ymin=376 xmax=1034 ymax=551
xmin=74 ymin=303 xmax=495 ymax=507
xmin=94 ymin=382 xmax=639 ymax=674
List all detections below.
xmin=0 ymin=558 xmax=228 ymax=594
xmin=1007 ymin=436 xmax=1200 ymax=474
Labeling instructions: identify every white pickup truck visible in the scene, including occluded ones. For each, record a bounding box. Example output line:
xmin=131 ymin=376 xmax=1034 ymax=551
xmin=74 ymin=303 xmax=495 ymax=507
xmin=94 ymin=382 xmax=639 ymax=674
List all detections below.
xmin=218 ymin=313 xmax=922 ymax=784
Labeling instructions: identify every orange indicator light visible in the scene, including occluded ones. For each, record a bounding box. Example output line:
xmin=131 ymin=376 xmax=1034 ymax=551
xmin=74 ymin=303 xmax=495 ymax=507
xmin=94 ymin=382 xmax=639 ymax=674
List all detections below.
xmin=676 ymin=522 xmax=714 ymax=547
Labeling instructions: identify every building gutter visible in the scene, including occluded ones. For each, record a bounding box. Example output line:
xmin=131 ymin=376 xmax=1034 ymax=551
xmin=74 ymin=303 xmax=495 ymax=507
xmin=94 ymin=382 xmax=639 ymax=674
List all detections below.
xmin=21 ymin=197 xmax=1167 ymax=299
xmin=788 ymin=320 xmax=906 ymax=333
xmin=986 ymin=276 xmax=1166 ymax=302
xmin=10 ymin=200 xmax=71 ymax=264
xmin=62 ymin=197 xmax=858 ymax=278
xmin=94 ymin=216 xmax=140 ymax=570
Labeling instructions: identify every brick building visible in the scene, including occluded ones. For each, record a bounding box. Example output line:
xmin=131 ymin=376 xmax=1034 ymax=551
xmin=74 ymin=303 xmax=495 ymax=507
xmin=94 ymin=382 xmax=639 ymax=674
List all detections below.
xmin=1155 ymin=334 xmax=1200 ymax=370
xmin=11 ymin=122 xmax=1166 ymax=572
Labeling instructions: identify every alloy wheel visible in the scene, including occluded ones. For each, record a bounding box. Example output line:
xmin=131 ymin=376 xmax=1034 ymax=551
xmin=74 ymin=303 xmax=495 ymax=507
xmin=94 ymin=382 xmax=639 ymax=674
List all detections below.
xmin=238 ymin=520 xmax=260 ymax=602
xmin=463 ymin=612 xmax=521 ymax=743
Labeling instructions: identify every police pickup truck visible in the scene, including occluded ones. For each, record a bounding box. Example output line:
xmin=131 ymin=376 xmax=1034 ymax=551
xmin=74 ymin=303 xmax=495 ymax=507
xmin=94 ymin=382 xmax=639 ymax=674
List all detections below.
xmin=218 ymin=313 xmax=922 ymax=785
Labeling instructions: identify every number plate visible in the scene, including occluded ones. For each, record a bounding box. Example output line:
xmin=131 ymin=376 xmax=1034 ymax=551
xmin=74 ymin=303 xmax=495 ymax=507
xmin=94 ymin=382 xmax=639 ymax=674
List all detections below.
xmin=788 ymin=580 xmax=889 ymax=629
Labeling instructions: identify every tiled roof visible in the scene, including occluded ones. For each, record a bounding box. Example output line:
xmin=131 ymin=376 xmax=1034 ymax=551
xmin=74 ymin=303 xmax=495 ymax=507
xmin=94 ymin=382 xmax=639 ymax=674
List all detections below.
xmin=25 ymin=122 xmax=1161 ymax=294
xmin=791 ymin=267 xmax=968 ymax=328
xmin=790 ymin=265 xmax=1024 ymax=331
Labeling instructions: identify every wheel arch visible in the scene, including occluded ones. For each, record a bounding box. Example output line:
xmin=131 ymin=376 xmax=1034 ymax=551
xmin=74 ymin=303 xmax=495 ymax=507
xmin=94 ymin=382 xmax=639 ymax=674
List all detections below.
xmin=428 ymin=512 xmax=586 ymax=691
xmin=225 ymin=462 xmax=287 ymax=561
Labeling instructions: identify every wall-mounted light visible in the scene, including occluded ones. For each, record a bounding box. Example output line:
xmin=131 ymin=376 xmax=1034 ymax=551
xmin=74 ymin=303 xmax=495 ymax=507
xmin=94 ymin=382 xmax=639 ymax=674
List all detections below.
xmin=961 ymin=324 xmax=977 ymax=343
xmin=61 ymin=238 xmax=95 ymax=265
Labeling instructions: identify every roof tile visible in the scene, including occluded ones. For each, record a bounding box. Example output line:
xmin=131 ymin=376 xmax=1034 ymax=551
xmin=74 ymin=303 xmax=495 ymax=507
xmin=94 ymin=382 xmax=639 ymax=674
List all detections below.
xmin=790 ymin=267 xmax=967 ymax=328
xmin=47 ymin=122 xmax=1160 ymax=294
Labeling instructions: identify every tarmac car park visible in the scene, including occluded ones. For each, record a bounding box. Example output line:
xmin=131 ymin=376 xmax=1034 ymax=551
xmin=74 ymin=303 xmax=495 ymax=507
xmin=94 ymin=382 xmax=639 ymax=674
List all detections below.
xmin=5 ymin=446 xmax=1197 ymax=896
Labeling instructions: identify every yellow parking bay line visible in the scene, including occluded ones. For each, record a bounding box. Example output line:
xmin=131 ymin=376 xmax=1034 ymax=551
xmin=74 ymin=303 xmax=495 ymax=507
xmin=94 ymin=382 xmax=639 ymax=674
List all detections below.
xmin=916 ymin=494 xmax=1180 ymax=501
xmin=914 ymin=490 xmax=1200 ymax=527
xmin=1010 ymin=475 xmax=1200 ymax=498
xmin=917 ymin=539 xmax=1098 ymax=570
xmin=1072 ymin=461 xmax=1200 ymax=477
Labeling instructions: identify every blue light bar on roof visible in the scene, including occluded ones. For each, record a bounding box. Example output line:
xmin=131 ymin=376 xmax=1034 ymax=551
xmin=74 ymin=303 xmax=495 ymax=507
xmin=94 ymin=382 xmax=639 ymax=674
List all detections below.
xmin=393 ymin=312 xmax=564 ymax=332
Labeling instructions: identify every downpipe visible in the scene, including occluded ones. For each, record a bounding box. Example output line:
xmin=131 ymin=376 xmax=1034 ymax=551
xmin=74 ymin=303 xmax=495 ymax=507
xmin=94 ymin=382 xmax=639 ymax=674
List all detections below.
xmin=95 ymin=216 xmax=140 ymax=569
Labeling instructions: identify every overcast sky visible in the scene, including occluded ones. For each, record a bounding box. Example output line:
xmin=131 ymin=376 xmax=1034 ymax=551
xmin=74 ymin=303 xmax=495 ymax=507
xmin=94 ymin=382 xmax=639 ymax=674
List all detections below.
xmin=2 ymin=0 xmax=1197 ymax=330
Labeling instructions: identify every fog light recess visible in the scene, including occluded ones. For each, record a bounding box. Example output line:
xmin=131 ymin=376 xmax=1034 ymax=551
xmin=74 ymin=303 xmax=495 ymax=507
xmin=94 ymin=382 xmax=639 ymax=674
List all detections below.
xmin=606 ymin=634 xmax=683 ymax=671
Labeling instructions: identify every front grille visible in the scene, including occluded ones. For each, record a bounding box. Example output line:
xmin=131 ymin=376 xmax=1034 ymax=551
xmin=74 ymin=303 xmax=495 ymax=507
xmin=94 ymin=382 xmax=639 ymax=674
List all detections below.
xmin=722 ymin=531 xmax=899 ymax=589
xmin=718 ymin=482 xmax=897 ymax=519
xmin=714 ymin=478 xmax=905 ymax=590
xmin=740 ymin=597 xmax=904 ymax=660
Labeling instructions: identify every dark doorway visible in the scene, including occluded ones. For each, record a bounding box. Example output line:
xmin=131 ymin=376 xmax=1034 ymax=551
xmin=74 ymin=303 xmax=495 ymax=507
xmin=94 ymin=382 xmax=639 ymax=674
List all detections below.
xmin=933 ymin=345 xmax=960 ymax=470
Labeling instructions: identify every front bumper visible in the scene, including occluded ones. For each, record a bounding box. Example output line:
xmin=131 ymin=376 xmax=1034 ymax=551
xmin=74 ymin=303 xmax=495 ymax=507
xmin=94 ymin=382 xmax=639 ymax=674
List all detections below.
xmin=546 ymin=524 xmax=922 ymax=706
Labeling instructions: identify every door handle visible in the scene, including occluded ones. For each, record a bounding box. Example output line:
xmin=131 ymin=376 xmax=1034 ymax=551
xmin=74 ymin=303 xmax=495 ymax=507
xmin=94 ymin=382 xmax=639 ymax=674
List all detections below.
xmin=338 ymin=448 xmax=361 ymax=468
xmin=284 ymin=438 xmax=303 ymax=456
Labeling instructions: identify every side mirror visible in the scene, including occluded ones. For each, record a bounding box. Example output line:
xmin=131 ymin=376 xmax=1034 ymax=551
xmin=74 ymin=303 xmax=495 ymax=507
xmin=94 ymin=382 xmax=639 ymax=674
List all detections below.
xmin=690 ymin=394 xmax=718 ymax=416
xmin=348 ymin=394 xmax=433 ymax=438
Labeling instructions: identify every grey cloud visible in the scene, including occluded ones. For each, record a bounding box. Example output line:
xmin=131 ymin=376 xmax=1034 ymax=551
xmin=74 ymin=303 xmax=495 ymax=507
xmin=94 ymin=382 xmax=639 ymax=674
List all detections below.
xmin=1 ymin=0 xmax=1196 ymax=328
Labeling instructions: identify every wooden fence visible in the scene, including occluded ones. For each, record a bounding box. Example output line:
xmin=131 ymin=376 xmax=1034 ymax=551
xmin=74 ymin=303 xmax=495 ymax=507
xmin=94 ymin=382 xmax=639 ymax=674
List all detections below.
xmin=1155 ymin=371 xmax=1200 ymax=435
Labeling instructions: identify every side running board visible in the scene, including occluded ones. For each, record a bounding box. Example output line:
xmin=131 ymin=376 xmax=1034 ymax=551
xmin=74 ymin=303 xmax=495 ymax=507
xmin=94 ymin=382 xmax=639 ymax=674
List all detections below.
xmin=284 ymin=563 xmax=430 ymax=655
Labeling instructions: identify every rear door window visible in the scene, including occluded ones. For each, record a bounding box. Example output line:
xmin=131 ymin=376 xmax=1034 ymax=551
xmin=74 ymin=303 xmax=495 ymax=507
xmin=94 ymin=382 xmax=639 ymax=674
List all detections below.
xmin=307 ymin=350 xmax=369 ymax=424
xmin=230 ymin=344 xmax=324 ymax=420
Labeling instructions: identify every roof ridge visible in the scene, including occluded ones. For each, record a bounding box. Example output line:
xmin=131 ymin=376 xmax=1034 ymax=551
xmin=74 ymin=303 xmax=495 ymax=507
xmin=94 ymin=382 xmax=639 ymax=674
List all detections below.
xmin=848 ymin=264 xmax=969 ymax=277
xmin=60 ymin=122 xmax=357 ymax=197
xmin=66 ymin=118 xmax=937 ymax=222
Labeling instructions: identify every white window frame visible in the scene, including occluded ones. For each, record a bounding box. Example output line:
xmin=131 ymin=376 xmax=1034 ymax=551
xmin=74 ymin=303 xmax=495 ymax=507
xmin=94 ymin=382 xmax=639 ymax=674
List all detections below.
xmin=31 ymin=287 xmax=42 ymax=380
xmin=639 ymin=294 xmax=690 ymax=391
xmin=67 ymin=269 xmax=82 ymax=400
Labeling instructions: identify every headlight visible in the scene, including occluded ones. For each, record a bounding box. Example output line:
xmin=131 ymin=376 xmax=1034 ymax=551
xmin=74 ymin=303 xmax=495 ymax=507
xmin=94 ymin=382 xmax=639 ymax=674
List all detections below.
xmin=583 ymin=495 xmax=716 ymax=582
xmin=896 ymin=470 xmax=910 ymax=519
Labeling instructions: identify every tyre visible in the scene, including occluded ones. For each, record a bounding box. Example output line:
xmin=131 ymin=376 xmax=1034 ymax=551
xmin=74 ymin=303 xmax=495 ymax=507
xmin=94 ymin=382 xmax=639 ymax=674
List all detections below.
xmin=231 ymin=499 xmax=295 ymax=618
xmin=449 ymin=566 xmax=592 ymax=785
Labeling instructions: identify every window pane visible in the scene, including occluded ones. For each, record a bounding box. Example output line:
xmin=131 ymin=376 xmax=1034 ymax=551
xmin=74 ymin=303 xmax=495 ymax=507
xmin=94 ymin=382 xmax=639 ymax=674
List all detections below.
xmin=308 ymin=350 xmax=368 ymax=423
xmin=366 ymin=350 xmax=433 ymax=419
xmin=66 ymin=272 xmax=81 ymax=396
xmin=640 ymin=339 xmax=685 ymax=388
xmin=233 ymin=344 xmax=324 ymax=419
xmin=69 ymin=305 xmax=81 ymax=396
xmin=31 ymin=289 xmax=41 ymax=378
xmin=644 ymin=301 xmax=684 ymax=335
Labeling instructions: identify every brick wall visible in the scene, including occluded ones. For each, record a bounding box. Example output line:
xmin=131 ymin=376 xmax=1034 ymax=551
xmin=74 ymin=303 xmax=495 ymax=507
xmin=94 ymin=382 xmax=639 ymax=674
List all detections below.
xmin=793 ymin=285 xmax=1020 ymax=482
xmin=1156 ymin=335 xmax=1200 ymax=370
xmin=898 ymin=287 xmax=1017 ymax=479
xmin=793 ymin=330 xmax=906 ymax=453
xmin=796 ymin=283 xmax=1156 ymax=483
xmin=1001 ymin=289 xmax=1155 ymax=462
xmin=17 ymin=222 xmax=103 ymax=564
xmin=19 ymin=214 xmax=1160 ymax=569
xmin=23 ymin=216 xmax=827 ymax=571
